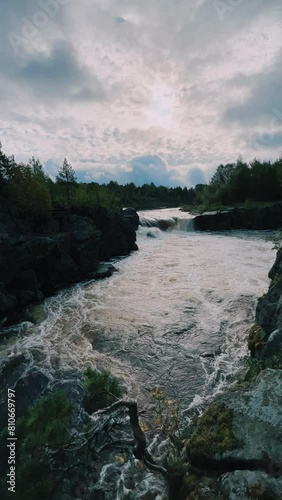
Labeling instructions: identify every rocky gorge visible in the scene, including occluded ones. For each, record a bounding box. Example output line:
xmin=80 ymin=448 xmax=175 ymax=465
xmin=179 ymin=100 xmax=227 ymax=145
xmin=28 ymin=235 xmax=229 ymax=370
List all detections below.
xmin=0 ymin=205 xmax=139 ymax=326
xmin=0 ymin=207 xmax=281 ymax=499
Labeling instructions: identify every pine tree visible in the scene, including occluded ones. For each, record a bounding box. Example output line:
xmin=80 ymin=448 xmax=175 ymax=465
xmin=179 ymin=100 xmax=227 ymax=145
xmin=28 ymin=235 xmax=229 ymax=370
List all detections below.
xmin=56 ymin=158 xmax=77 ymax=205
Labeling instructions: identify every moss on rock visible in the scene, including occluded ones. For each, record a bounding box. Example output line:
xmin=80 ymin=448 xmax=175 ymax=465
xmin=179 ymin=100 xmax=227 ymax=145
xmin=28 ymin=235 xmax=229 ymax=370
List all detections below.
xmin=248 ymin=324 xmax=266 ymax=356
xmin=187 ymin=403 xmax=238 ymax=459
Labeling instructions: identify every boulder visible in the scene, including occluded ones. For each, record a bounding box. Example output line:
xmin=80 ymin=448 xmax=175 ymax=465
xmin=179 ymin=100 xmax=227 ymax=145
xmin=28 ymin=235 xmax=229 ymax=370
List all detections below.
xmin=87 ymin=264 xmax=117 ymax=280
xmin=221 ymin=370 xmax=282 ymax=463
xmin=189 ymin=370 xmax=282 ymax=468
xmin=220 ymin=471 xmax=282 ymax=500
xmin=260 ymin=329 xmax=282 ymax=361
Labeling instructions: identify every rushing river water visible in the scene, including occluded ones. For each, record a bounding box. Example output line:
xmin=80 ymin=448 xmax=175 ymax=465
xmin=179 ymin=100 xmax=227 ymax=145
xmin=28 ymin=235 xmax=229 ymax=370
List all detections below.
xmin=0 ymin=208 xmax=276 ymax=498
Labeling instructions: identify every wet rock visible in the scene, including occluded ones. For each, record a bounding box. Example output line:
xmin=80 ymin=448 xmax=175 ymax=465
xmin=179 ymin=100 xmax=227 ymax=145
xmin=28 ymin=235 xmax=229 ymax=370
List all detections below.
xmin=260 ymin=329 xmax=282 ymax=361
xmin=220 ymin=370 xmax=282 ymax=464
xmin=0 ymin=353 xmax=31 ymax=391
xmin=220 ymin=470 xmax=282 ymax=500
xmin=269 ymin=247 xmax=282 ymax=279
xmin=0 ymin=283 xmax=17 ymax=313
xmin=14 ymin=369 xmax=51 ymax=419
xmin=194 ymin=204 xmax=282 ymax=231
xmin=87 ymin=264 xmax=118 ymax=280
xmin=188 ymin=369 xmax=282 ymax=480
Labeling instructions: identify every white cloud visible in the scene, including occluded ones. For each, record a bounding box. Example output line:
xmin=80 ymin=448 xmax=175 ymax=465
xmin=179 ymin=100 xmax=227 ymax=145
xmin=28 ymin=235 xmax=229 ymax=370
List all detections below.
xmin=0 ymin=0 xmax=281 ymax=185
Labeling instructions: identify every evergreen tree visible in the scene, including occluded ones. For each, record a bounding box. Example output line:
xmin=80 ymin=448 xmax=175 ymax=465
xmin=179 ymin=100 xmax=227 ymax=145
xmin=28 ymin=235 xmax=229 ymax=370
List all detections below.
xmin=56 ymin=158 xmax=77 ymax=205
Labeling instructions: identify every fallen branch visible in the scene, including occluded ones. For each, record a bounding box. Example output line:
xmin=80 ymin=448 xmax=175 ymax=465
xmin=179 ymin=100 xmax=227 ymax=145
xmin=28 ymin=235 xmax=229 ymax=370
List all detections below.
xmin=92 ymin=400 xmax=168 ymax=476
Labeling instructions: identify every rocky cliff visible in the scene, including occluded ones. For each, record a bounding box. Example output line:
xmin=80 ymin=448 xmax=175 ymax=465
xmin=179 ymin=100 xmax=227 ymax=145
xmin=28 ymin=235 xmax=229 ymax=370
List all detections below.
xmin=183 ymin=247 xmax=282 ymax=499
xmin=193 ymin=204 xmax=282 ymax=231
xmin=0 ymin=206 xmax=139 ymax=325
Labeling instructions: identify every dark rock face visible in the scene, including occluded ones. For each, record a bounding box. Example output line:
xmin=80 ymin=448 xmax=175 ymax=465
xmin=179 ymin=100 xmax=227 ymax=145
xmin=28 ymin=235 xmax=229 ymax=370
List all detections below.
xmin=269 ymin=247 xmax=282 ymax=279
xmin=91 ymin=207 xmax=138 ymax=260
xmin=0 ymin=207 xmax=138 ymax=324
xmin=194 ymin=204 xmax=282 ymax=231
xmin=122 ymin=207 xmax=140 ymax=231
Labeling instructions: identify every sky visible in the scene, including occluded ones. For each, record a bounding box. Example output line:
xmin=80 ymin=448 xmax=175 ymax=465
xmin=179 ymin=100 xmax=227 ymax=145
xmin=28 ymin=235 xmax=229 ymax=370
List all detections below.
xmin=0 ymin=0 xmax=282 ymax=187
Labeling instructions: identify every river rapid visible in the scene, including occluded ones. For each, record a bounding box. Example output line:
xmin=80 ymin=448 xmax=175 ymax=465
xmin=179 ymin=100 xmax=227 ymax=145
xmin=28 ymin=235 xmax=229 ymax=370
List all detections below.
xmin=0 ymin=208 xmax=276 ymax=498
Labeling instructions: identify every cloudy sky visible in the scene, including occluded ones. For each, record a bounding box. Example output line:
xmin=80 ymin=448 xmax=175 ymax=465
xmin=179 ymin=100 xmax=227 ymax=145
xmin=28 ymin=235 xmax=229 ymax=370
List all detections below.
xmin=0 ymin=0 xmax=282 ymax=186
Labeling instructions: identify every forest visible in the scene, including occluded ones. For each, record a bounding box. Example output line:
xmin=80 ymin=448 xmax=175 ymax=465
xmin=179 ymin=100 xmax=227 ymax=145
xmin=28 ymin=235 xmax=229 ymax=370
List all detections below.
xmin=1 ymin=142 xmax=282 ymax=219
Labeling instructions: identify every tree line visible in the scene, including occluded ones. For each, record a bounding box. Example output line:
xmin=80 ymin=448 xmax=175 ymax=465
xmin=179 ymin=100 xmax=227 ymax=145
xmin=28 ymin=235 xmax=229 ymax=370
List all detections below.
xmin=0 ymin=142 xmax=282 ymax=220
xmin=197 ymin=156 xmax=282 ymax=207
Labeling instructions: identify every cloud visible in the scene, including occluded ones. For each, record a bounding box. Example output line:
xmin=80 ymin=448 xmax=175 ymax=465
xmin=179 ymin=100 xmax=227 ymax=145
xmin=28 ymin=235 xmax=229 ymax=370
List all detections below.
xmin=0 ymin=0 xmax=282 ymax=185
xmin=223 ymin=50 xmax=282 ymax=127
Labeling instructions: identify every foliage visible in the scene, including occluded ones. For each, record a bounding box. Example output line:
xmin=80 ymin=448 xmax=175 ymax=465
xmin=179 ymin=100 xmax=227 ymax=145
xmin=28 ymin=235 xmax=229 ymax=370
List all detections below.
xmin=56 ymin=158 xmax=77 ymax=206
xmin=151 ymin=387 xmax=183 ymax=442
xmin=17 ymin=389 xmax=75 ymax=448
xmin=0 ymin=390 xmax=75 ymax=500
xmin=1 ymin=141 xmax=282 ymax=222
xmin=198 ymin=155 xmax=282 ymax=207
xmin=241 ymin=356 xmax=264 ymax=381
xmin=83 ymin=367 xmax=123 ymax=413
xmin=187 ymin=403 xmax=238 ymax=457
xmin=243 ymin=351 xmax=282 ymax=380
xmin=248 ymin=324 xmax=266 ymax=356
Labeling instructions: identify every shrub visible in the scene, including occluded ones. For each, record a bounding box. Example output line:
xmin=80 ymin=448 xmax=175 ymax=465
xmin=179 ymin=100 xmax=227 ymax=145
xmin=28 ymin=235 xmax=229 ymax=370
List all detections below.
xmin=0 ymin=390 xmax=75 ymax=500
xmin=83 ymin=367 xmax=123 ymax=413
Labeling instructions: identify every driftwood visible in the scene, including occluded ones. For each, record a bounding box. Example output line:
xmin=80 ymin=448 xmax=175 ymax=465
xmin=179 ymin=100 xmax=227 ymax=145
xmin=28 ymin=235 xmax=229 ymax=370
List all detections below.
xmin=92 ymin=400 xmax=168 ymax=475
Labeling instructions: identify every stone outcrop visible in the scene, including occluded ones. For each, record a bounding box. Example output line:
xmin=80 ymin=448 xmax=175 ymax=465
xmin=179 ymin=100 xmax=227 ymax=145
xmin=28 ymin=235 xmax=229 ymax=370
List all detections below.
xmin=185 ymin=245 xmax=282 ymax=499
xmin=193 ymin=204 xmax=282 ymax=231
xmin=0 ymin=207 xmax=138 ymax=325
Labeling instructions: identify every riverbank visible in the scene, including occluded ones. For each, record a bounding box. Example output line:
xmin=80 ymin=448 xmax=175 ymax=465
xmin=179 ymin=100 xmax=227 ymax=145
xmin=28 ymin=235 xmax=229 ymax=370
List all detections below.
xmin=182 ymin=202 xmax=282 ymax=231
xmin=0 ymin=206 xmax=139 ymax=326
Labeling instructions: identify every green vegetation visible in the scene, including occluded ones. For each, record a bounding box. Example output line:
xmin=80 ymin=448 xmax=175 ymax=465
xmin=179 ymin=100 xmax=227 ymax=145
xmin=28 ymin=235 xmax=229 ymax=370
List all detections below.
xmin=83 ymin=367 xmax=123 ymax=413
xmin=0 ymin=390 xmax=75 ymax=499
xmin=183 ymin=156 xmax=282 ymax=212
xmin=187 ymin=403 xmax=238 ymax=457
xmin=248 ymin=324 xmax=266 ymax=356
xmin=201 ymin=156 xmax=282 ymax=206
xmin=2 ymin=142 xmax=282 ymax=221
xmin=242 ymin=353 xmax=282 ymax=382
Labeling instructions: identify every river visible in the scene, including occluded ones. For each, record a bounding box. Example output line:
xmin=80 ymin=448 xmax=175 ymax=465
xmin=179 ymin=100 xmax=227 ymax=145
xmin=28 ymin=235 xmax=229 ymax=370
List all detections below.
xmin=0 ymin=208 xmax=276 ymax=498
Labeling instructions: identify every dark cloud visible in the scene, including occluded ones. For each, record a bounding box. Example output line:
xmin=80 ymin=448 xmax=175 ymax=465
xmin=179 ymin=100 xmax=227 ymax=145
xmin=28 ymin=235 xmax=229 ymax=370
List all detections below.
xmin=17 ymin=43 xmax=106 ymax=101
xmin=223 ymin=51 xmax=282 ymax=127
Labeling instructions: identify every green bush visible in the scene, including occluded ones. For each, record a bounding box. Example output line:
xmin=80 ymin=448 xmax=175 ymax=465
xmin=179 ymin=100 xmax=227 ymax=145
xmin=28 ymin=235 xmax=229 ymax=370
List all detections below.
xmin=0 ymin=390 xmax=75 ymax=500
xmin=83 ymin=367 xmax=123 ymax=413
